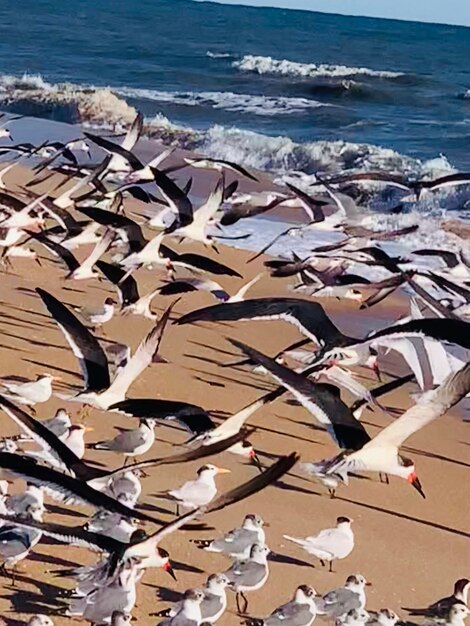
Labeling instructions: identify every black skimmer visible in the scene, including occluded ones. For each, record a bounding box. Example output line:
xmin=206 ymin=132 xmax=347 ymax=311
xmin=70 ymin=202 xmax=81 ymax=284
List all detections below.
xmin=403 ymin=579 xmax=470 ymax=619
xmin=321 ymin=361 xmax=470 ymax=496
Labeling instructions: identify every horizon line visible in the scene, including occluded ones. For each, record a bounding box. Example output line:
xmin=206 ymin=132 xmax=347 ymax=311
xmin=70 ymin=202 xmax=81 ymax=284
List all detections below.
xmin=194 ymin=0 xmax=470 ymax=29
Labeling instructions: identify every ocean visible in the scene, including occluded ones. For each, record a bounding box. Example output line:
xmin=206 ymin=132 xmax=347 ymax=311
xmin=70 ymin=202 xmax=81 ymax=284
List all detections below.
xmin=1 ymin=0 xmax=470 ymax=174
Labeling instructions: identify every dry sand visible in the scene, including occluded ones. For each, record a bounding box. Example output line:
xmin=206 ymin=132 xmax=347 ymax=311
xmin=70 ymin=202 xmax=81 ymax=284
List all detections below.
xmin=0 ymin=167 xmax=467 ymax=626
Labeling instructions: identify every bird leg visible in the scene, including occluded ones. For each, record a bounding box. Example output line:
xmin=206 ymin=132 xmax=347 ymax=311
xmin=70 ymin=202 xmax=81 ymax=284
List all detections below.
xmin=328 ymin=487 xmax=336 ymax=499
xmin=240 ymin=592 xmax=249 ymax=615
xmin=329 ymin=561 xmax=334 ymax=573
xmin=175 ymin=502 xmax=180 ymax=516
xmin=319 ymin=559 xmax=326 ymax=567
xmin=78 ymin=405 xmax=91 ymax=421
xmin=379 ymin=473 xmax=390 ymax=484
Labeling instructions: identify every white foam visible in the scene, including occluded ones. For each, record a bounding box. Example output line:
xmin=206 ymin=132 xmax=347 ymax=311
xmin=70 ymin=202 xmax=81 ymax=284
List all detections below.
xmin=206 ymin=51 xmax=232 ymax=59
xmin=233 ymin=54 xmax=404 ymax=79
xmin=113 ymin=87 xmax=329 ymax=116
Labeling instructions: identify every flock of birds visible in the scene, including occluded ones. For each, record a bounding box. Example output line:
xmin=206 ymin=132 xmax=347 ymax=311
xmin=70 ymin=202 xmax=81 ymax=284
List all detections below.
xmin=0 ymin=111 xmax=466 ymax=626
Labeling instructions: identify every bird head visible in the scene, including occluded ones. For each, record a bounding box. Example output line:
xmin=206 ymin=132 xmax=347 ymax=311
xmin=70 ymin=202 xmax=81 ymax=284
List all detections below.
xmin=400 ymin=456 xmax=425 ymax=498
xmin=158 ymin=547 xmax=177 ymax=581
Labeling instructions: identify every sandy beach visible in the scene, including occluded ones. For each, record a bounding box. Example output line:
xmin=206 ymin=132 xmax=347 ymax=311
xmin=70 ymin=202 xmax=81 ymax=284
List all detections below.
xmin=0 ymin=152 xmax=467 ymax=626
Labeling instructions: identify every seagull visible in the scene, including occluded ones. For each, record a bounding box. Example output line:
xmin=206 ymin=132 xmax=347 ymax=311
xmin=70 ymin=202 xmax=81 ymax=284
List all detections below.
xmin=322 ymin=361 xmax=470 ymax=495
xmin=4 ymin=484 xmax=44 ymax=517
xmin=340 ymin=608 xmax=371 ymax=626
xmin=105 ymin=469 xmax=144 ymax=506
xmin=156 ymin=573 xmax=230 ymax=624
xmin=192 ymin=513 xmax=267 ymax=559
xmin=224 ymin=542 xmax=270 ymax=615
xmin=1 ymin=374 xmax=58 ymax=407
xmin=403 ymin=579 xmax=470 ymax=619
xmin=36 ymin=288 xmax=173 ymax=410
xmin=92 ymin=419 xmax=157 ymax=460
xmin=316 ymin=574 xmax=370 ymax=619
xmin=245 ymin=584 xmax=317 ymax=626
xmin=110 ymin=611 xmax=132 ymax=626
xmin=367 ymin=609 xmax=400 ymax=626
xmin=165 ymin=464 xmax=231 ymax=513
xmin=0 ymin=503 xmax=44 ymax=578
xmin=158 ymin=588 xmax=205 ymax=626
xmin=283 ymin=516 xmax=354 ymax=572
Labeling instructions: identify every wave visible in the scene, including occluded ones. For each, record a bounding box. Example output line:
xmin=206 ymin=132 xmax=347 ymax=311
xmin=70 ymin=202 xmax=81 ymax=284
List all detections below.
xmin=233 ymin=54 xmax=405 ymax=80
xmin=113 ymin=86 xmax=330 ymax=116
xmin=0 ymin=72 xmax=138 ymax=127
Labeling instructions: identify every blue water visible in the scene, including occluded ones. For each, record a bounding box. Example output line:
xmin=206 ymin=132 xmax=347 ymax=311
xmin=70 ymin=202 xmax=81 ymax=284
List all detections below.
xmin=1 ymin=0 xmax=470 ymax=170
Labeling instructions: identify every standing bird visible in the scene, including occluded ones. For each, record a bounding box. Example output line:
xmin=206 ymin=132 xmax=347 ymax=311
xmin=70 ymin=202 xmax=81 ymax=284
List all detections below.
xmin=224 ymin=543 xmax=270 ymax=615
xmin=367 ymin=609 xmax=400 ymax=626
xmin=315 ymin=575 xmax=370 ymax=619
xmin=0 ymin=503 xmax=44 ymax=578
xmin=165 ymin=464 xmax=231 ymax=513
xmin=92 ymin=419 xmax=157 ymax=461
xmin=246 ymin=584 xmax=317 ymax=626
xmin=1 ymin=374 xmax=57 ymax=408
xmin=283 ymin=516 xmax=354 ymax=572
xmin=41 ymin=408 xmax=71 ymax=437
xmin=192 ymin=513 xmax=267 ymax=559
xmin=158 ymin=589 xmax=205 ymax=626
xmin=79 ymin=297 xmax=117 ymax=329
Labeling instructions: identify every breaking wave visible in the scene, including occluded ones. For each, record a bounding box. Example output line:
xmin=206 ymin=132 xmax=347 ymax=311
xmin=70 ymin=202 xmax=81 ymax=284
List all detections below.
xmin=0 ymin=72 xmax=138 ymax=127
xmin=113 ymin=86 xmax=330 ymax=116
xmin=233 ymin=54 xmax=405 ymax=80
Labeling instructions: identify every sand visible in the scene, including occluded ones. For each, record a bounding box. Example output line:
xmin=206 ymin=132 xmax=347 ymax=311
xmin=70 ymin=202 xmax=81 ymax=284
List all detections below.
xmin=0 ymin=160 xmax=467 ymax=626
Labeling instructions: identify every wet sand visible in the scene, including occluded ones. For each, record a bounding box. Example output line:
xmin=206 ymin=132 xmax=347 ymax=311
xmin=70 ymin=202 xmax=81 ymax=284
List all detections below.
xmin=0 ymin=161 xmax=467 ymax=625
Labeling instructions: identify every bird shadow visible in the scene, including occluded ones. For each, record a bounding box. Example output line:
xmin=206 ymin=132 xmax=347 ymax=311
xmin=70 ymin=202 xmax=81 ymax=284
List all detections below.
xmin=45 ymin=504 xmax=87 ymax=519
xmin=2 ymin=573 xmax=67 ymax=614
xmin=172 ymin=559 xmax=205 ymax=574
xmin=154 ymin=586 xmax=184 ymax=602
xmin=29 ymin=551 xmax=80 ymax=569
xmin=269 ymin=551 xmax=314 ymax=568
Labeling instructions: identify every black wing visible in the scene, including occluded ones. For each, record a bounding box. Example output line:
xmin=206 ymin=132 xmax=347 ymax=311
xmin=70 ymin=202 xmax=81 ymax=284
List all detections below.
xmin=36 ymin=288 xmax=110 ymax=392
xmin=0 ymin=453 xmax=165 ymax=525
xmin=24 ymin=230 xmax=80 ymax=274
xmin=150 ymin=168 xmax=193 ymax=227
xmin=77 ymin=206 xmax=146 ymax=253
xmin=175 ymin=298 xmax=350 ymax=349
xmin=0 ymin=512 xmax=124 ymax=553
xmin=230 ymin=340 xmax=370 ymax=450
xmin=364 ymin=318 xmax=470 ymax=350
xmin=96 ymin=260 xmax=140 ymax=307
xmin=207 ymin=452 xmax=299 ymax=513
xmin=84 ymin=132 xmax=144 ymax=170
xmin=160 ymin=244 xmax=242 ymax=277
xmin=110 ymin=398 xmax=214 ymax=433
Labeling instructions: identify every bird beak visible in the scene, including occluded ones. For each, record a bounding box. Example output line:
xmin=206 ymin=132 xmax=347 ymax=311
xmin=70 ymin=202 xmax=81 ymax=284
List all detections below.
xmin=52 ymin=376 xmax=62 ymax=382
xmin=163 ymin=560 xmax=177 ymax=581
xmin=216 ymin=467 xmax=231 ymax=475
xmin=249 ymin=450 xmax=263 ymax=473
xmin=408 ymin=472 xmax=426 ymax=498
xmin=35 ymin=257 xmax=43 ymax=267
xmin=371 ymin=358 xmax=381 ymax=382
xmin=84 ymin=427 xmax=94 ymax=433
xmin=365 ymin=582 xmax=373 ymax=587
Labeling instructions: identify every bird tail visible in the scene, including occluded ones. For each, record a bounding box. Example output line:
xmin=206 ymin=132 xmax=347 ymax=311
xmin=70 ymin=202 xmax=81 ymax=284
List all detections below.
xmin=88 ymin=441 xmax=110 ymax=451
xmin=283 ymin=534 xmax=309 ymax=547
xmin=244 ymin=619 xmax=264 ymax=626
xmin=401 ymin=608 xmax=428 ymax=616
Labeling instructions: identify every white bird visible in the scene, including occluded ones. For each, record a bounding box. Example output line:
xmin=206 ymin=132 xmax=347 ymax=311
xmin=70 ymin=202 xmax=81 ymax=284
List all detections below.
xmin=0 ymin=503 xmax=44 ymax=573
xmin=41 ymin=408 xmax=72 ymax=437
xmin=283 ymin=516 xmax=354 ymax=572
xmin=324 ymin=361 xmax=470 ymax=495
xmin=105 ymin=469 xmax=144 ymax=507
xmin=59 ymin=424 xmax=92 ymax=458
xmin=1 ymin=373 xmax=57 ymax=407
xmin=428 ymin=605 xmax=470 ymax=626
xmin=246 ymin=584 xmax=317 ymax=626
xmin=158 ymin=574 xmax=230 ymax=624
xmin=69 ymin=228 xmax=114 ymax=280
xmin=166 ymin=464 xmax=231 ymax=513
xmin=4 ymin=484 xmax=44 ymax=517
xmin=80 ymin=296 xmax=117 ymax=328
xmin=158 ymin=589 xmax=204 ymax=626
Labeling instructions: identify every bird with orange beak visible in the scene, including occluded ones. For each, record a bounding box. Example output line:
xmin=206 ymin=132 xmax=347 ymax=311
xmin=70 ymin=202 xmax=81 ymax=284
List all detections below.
xmin=167 ymin=464 xmax=231 ymax=513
